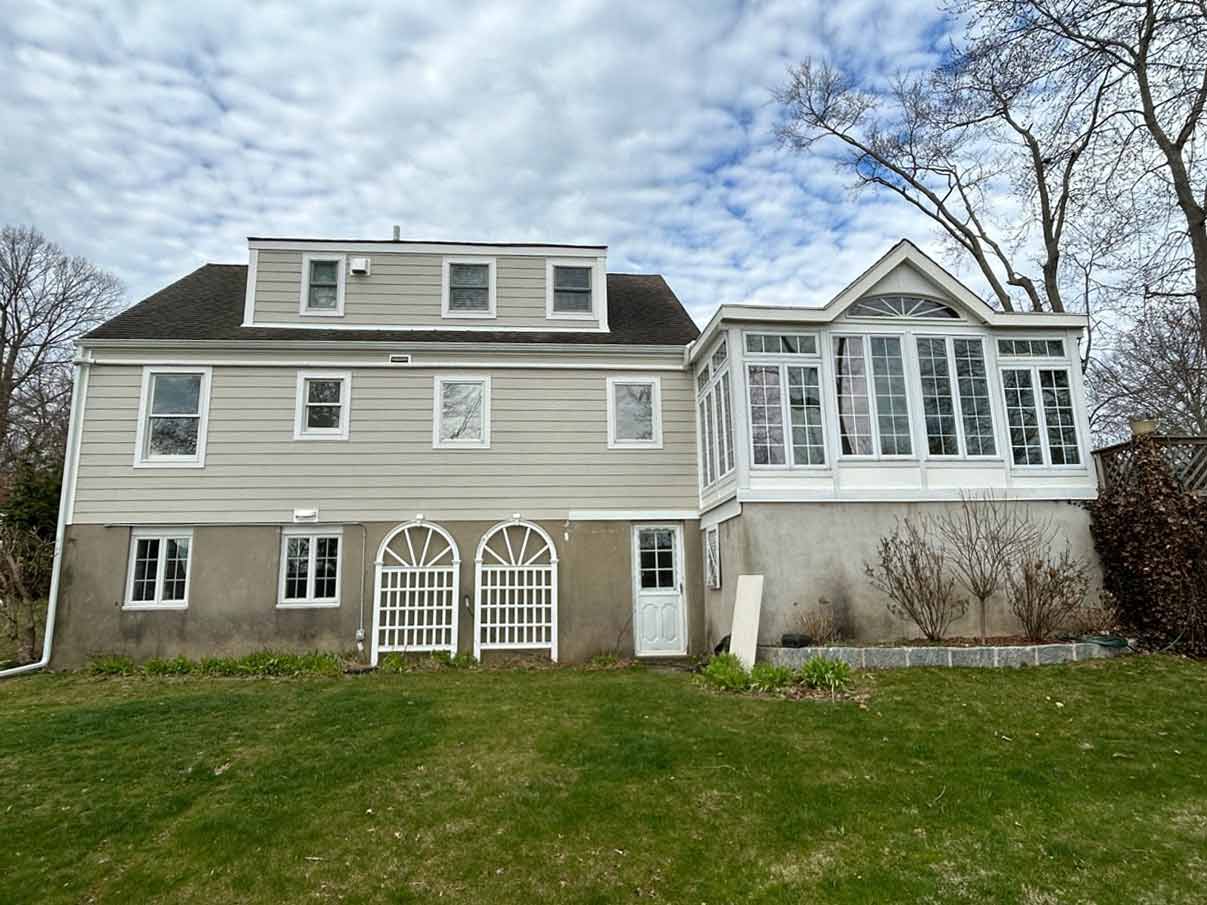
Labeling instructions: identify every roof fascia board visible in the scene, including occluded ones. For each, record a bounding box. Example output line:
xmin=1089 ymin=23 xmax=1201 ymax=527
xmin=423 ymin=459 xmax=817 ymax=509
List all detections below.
xmin=75 ymin=337 xmax=688 ymax=357
xmin=248 ymin=239 xmax=606 ymax=257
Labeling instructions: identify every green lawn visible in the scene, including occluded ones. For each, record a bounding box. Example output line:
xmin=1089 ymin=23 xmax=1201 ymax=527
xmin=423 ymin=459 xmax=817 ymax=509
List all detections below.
xmin=2 ymin=657 xmax=1205 ymax=904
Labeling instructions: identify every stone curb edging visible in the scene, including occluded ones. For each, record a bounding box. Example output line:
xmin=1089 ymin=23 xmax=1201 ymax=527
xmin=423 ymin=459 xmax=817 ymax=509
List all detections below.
xmin=758 ymin=641 xmax=1130 ymax=670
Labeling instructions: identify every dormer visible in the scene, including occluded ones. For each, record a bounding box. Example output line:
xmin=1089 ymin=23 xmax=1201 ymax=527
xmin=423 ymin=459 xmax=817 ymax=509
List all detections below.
xmin=243 ymin=237 xmax=610 ymax=333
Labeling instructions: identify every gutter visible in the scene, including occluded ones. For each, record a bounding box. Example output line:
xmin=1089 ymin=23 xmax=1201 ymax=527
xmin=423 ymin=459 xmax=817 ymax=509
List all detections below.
xmin=0 ymin=359 xmax=89 ymax=679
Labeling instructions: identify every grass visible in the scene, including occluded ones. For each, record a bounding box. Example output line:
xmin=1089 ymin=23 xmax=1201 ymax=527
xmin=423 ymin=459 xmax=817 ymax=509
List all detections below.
xmin=1 ymin=657 xmax=1205 ymax=904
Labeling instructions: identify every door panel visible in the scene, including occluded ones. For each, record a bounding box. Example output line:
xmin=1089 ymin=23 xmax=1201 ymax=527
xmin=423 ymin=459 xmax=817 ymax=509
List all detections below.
xmin=633 ymin=525 xmax=686 ymax=656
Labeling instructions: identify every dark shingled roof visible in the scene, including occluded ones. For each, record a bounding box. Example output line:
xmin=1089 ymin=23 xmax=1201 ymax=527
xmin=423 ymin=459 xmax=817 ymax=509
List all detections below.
xmin=84 ymin=264 xmax=700 ymax=346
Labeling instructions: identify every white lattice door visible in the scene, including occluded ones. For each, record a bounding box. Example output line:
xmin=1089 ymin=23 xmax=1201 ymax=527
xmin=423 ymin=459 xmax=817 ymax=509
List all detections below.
xmin=474 ymin=519 xmax=558 ymax=661
xmin=372 ymin=521 xmax=460 ymax=664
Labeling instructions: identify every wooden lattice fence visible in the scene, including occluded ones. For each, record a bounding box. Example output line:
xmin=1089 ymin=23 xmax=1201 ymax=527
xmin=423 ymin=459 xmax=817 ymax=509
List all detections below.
xmin=1093 ymin=436 xmax=1207 ymax=494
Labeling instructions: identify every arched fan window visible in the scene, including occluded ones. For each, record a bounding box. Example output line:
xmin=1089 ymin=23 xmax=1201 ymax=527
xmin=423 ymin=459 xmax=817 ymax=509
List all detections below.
xmin=847 ymin=296 xmax=959 ymax=319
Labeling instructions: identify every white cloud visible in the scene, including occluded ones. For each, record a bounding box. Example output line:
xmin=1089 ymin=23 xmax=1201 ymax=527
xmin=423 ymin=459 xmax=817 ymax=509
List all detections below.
xmin=0 ymin=0 xmax=958 ymax=323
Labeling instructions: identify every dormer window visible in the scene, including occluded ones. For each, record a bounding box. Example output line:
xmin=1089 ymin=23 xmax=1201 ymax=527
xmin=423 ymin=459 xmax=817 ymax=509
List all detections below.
xmin=847 ymin=296 xmax=959 ymax=319
xmin=547 ymin=259 xmax=596 ymax=319
xmin=300 ymin=254 xmax=345 ymax=316
xmin=442 ymin=257 xmax=497 ymax=318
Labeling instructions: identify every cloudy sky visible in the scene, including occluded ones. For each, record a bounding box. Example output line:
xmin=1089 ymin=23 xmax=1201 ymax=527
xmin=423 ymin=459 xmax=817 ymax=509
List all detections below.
xmin=1 ymin=0 xmax=958 ymax=323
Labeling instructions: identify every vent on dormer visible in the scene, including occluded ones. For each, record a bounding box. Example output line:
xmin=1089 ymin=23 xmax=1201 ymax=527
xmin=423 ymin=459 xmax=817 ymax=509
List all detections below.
xmin=349 ymin=256 xmax=371 ymax=276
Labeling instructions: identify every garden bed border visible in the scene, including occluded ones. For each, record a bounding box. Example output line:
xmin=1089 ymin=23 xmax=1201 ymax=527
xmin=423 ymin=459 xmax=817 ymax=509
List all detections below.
xmin=758 ymin=640 xmax=1130 ymax=670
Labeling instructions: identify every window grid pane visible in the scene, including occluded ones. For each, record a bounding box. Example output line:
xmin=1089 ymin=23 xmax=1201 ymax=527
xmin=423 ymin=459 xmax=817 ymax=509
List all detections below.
xmin=1002 ymin=369 xmax=1044 ymax=465
xmin=161 ymin=538 xmax=189 ymax=601
xmin=915 ymin=337 xmax=960 ymax=456
xmin=613 ymin=383 xmax=654 ymax=442
xmin=699 ymin=399 xmax=714 ymax=485
xmin=147 ymin=374 xmax=202 ymax=458
xmin=552 ymin=266 xmax=592 ymax=313
xmin=132 ymin=538 xmax=160 ymax=602
xmin=448 ymin=264 xmax=490 ymax=311
xmin=313 ymin=537 xmax=340 ymax=599
xmin=305 ymin=379 xmax=344 ymax=431
xmin=440 ymin=381 xmax=484 ymax=441
xmin=869 ymin=337 xmax=912 ymax=456
xmin=747 ymin=365 xmax=785 ymax=465
xmin=1039 ymin=369 xmax=1080 ymax=465
xmin=719 ymin=372 xmax=735 ymax=474
xmin=786 ymin=366 xmax=825 ymax=465
xmin=952 ymin=339 xmax=996 ymax=456
xmin=638 ymin=529 xmax=676 ymax=589
xmin=833 ymin=337 xmax=874 ymax=456
xmin=284 ymin=536 xmax=310 ymax=600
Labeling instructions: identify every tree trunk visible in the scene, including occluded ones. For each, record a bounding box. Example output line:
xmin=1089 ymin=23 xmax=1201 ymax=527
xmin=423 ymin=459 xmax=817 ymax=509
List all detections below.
xmin=17 ymin=602 xmax=36 ymax=663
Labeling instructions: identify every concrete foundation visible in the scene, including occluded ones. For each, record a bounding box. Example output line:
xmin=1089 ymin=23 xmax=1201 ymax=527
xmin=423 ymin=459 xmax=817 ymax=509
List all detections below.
xmin=705 ymin=500 xmax=1101 ymax=649
xmin=52 ymin=518 xmax=704 ymax=668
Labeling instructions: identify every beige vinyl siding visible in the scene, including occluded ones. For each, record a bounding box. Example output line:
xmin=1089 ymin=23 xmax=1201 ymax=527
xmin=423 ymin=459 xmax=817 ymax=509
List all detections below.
xmin=73 ymin=365 xmax=696 ymax=523
xmin=255 ymin=250 xmax=601 ymax=329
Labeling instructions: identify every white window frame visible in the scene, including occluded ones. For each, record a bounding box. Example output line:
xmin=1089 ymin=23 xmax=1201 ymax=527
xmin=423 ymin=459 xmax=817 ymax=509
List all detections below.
xmin=999 ymin=364 xmax=1085 ymax=469
xmin=299 ymin=253 xmax=346 ymax=317
xmin=696 ymin=341 xmax=736 ymax=489
xmin=277 ymin=526 xmax=343 ymax=608
xmin=745 ymin=361 xmax=828 ymax=471
xmin=830 ymin=332 xmax=916 ymax=462
xmin=546 ymin=258 xmax=600 ymax=320
xmin=293 ymin=370 xmax=352 ymax=441
xmin=606 ymin=375 xmax=663 ymax=449
xmin=123 ymin=528 xmax=194 ymax=611
xmin=704 ymin=526 xmax=721 ymax=590
xmin=743 ymin=330 xmax=820 ymax=356
xmin=133 ymin=366 xmax=213 ymax=469
xmin=913 ymin=335 xmax=1000 ymax=461
xmin=441 ymin=256 xmax=497 ymax=319
xmin=433 ymin=375 xmax=492 ymax=449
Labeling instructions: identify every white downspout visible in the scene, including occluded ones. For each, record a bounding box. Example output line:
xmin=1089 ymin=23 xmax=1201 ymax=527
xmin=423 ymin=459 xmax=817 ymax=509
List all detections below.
xmin=0 ymin=357 xmax=88 ymax=679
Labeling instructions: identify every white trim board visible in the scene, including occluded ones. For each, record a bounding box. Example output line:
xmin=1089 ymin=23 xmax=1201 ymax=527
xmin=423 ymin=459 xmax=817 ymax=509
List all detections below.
xmin=568 ymin=510 xmax=699 ymax=521
xmin=249 ymin=239 xmax=606 ymax=257
xmin=85 ymin=356 xmax=685 ymax=371
xmin=246 ymin=321 xmax=610 ymax=333
xmin=242 ymin=248 xmax=258 ymax=326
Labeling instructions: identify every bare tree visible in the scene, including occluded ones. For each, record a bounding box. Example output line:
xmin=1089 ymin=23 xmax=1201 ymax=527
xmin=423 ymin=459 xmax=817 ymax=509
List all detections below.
xmin=959 ymin=0 xmax=1207 ymax=344
xmin=1088 ymin=303 xmax=1207 ymax=441
xmin=1007 ymin=540 xmax=1093 ymax=641
xmin=0 ymin=225 xmax=121 ymax=465
xmin=936 ymin=491 xmax=1050 ymax=640
xmin=865 ymin=515 xmax=968 ymax=641
xmin=0 ymin=519 xmax=54 ymax=664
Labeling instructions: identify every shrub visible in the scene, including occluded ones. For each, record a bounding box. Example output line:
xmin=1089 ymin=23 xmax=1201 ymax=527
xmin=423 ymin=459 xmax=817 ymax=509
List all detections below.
xmin=377 ymin=653 xmax=410 ymax=673
xmin=865 ymin=516 xmax=967 ymax=641
xmin=199 ymin=651 xmax=342 ymax=677
xmin=799 ymin=656 xmax=852 ymax=696
xmin=1089 ymin=437 xmax=1207 ymax=657
xmin=698 ymin=653 xmax=750 ymax=691
xmin=749 ymin=662 xmax=797 ymax=692
xmin=87 ymin=655 xmax=136 ymax=676
xmin=142 ymin=656 xmax=194 ymax=676
xmin=1006 ymin=543 xmax=1092 ymax=641
xmin=798 ymin=599 xmax=841 ymax=645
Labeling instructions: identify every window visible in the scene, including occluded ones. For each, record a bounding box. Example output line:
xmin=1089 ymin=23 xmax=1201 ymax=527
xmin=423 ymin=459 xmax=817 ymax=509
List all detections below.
xmin=833 ymin=336 xmax=874 ymax=456
xmin=916 ymin=337 xmax=959 ymax=455
xmin=278 ymin=529 xmax=341 ymax=607
xmin=744 ymin=332 xmax=819 ymax=355
xmin=747 ymin=365 xmax=786 ymax=465
xmin=294 ymin=371 xmax=351 ymax=440
xmin=746 ymin=363 xmax=825 ymax=467
xmin=1039 ymin=369 xmax=1081 ymax=465
xmin=869 ymin=336 xmax=912 ymax=456
xmin=607 ymin=376 xmax=662 ymax=448
xmin=952 ymin=338 xmax=996 ymax=456
xmin=125 ymin=529 xmax=193 ymax=609
xmin=637 ymin=527 xmax=676 ymax=589
xmin=134 ymin=367 xmax=211 ymax=467
xmin=697 ymin=340 xmax=735 ymax=487
xmin=998 ymin=338 xmax=1065 ymax=358
xmin=546 ymin=259 xmax=597 ymax=319
xmin=300 ymin=254 xmax=345 ymax=316
xmin=1002 ymin=369 xmax=1045 ymax=465
xmin=442 ymin=257 xmax=496 ymax=318
xmin=434 ymin=376 xmax=491 ymax=448
xmin=847 ymin=296 xmax=959 ymax=319
xmin=704 ymin=527 xmax=721 ymax=589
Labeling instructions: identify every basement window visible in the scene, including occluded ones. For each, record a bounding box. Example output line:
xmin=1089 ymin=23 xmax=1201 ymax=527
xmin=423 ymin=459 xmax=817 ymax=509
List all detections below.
xmin=124 ymin=529 xmax=193 ymax=609
xmin=278 ymin=528 xmax=342 ymax=607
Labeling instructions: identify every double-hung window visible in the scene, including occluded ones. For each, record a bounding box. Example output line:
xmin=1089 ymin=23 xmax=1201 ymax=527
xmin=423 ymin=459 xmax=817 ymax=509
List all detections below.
xmin=278 ymin=528 xmax=341 ymax=607
xmin=434 ymin=376 xmax=491 ymax=448
xmin=832 ymin=335 xmax=912 ymax=458
xmin=745 ymin=332 xmax=825 ymax=467
xmin=300 ymin=254 xmax=345 ymax=316
xmin=608 ymin=376 xmax=662 ymax=448
xmin=696 ymin=339 xmax=735 ymax=486
xmin=1000 ymin=366 xmax=1082 ymax=466
xmin=125 ymin=528 xmax=193 ymax=609
xmin=294 ymin=371 xmax=351 ymax=440
xmin=134 ymin=367 xmax=211 ymax=467
xmin=442 ymin=258 xmax=496 ymax=317
xmin=914 ymin=336 xmax=997 ymax=457
xmin=704 ymin=526 xmax=721 ymax=589
xmin=547 ymin=260 xmax=595 ymax=318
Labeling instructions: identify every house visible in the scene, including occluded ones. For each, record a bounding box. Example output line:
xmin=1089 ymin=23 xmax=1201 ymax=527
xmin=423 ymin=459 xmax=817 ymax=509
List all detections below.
xmin=47 ymin=236 xmax=1098 ymax=668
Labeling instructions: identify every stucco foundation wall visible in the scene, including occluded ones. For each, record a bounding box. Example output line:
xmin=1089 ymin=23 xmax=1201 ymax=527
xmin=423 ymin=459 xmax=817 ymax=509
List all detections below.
xmin=53 ymin=518 xmax=704 ymax=668
xmin=703 ymin=500 xmax=1100 ymax=648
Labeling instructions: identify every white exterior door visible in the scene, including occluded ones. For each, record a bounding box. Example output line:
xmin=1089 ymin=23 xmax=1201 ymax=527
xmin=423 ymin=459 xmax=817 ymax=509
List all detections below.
xmin=632 ymin=525 xmax=686 ymax=656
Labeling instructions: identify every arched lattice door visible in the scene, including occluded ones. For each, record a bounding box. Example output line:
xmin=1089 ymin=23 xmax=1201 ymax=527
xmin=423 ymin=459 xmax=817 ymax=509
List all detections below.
xmin=474 ymin=519 xmax=558 ymax=661
xmin=372 ymin=520 xmax=460 ymax=664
